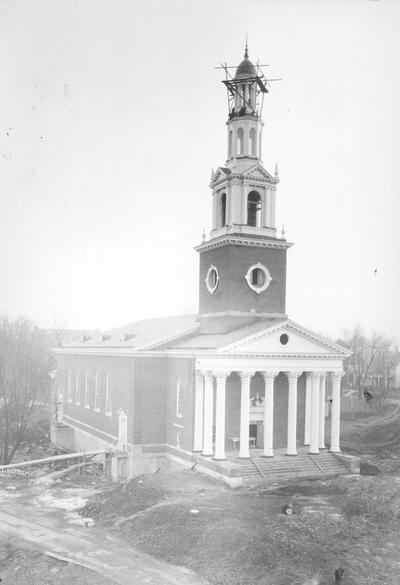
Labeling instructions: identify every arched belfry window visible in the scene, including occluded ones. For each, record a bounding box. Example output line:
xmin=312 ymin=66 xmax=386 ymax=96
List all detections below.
xmin=237 ymin=128 xmax=244 ymax=155
xmin=247 ymin=191 xmax=262 ymax=227
xmin=228 ymin=130 xmax=232 ymax=159
xmin=219 ymin=193 xmax=227 ymax=227
xmin=249 ymin=128 xmax=256 ymax=156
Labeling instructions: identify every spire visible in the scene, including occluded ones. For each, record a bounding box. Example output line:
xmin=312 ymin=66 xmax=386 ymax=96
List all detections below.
xmin=244 ymin=33 xmax=249 ymax=59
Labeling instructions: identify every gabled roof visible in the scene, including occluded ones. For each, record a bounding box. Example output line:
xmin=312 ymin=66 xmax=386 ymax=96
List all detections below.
xmin=169 ymin=317 xmax=285 ymax=350
xmin=60 ymin=314 xmax=199 ymax=351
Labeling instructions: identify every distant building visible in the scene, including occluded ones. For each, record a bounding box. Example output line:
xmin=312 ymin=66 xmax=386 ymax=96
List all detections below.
xmin=52 ymin=46 xmax=350 ymax=483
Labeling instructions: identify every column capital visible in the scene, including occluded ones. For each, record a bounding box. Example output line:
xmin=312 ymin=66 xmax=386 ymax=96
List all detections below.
xmin=331 ymin=371 xmax=344 ymax=382
xmin=239 ymin=371 xmax=255 ymax=382
xmin=319 ymin=373 xmax=327 ymax=382
xmin=198 ymin=370 xmax=212 ymax=379
xmin=262 ymin=371 xmax=279 ymax=381
xmin=212 ymin=371 xmax=231 ymax=381
xmin=310 ymin=372 xmax=322 ymax=382
xmin=285 ymin=371 xmax=302 ymax=381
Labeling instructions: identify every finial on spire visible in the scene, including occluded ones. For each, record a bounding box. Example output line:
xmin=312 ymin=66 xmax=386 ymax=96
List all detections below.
xmin=244 ymin=32 xmax=248 ymax=59
xmin=275 ymin=162 xmax=279 ymax=177
xmin=202 ymin=227 xmax=206 ymax=242
xmin=281 ymin=224 xmax=286 ymax=240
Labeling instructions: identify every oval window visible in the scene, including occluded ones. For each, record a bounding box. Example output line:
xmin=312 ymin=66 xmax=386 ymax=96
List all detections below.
xmin=205 ymin=264 xmax=220 ymax=294
xmin=280 ymin=333 xmax=289 ymax=346
xmin=245 ymin=263 xmax=271 ymax=294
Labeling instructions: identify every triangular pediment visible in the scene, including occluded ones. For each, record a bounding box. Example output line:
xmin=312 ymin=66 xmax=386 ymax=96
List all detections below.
xmin=210 ymin=167 xmax=231 ymax=187
xmin=242 ymin=163 xmax=276 ymax=184
xmin=219 ymin=320 xmax=351 ymax=357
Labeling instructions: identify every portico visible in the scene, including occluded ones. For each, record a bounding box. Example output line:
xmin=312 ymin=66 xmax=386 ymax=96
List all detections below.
xmin=186 ymin=319 xmax=350 ymax=462
xmin=193 ymin=367 xmax=342 ymax=461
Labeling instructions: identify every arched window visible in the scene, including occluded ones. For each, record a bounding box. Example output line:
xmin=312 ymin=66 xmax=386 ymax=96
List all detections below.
xmin=228 ymin=130 xmax=232 ymax=159
xmin=247 ymin=191 xmax=262 ymax=227
xmin=75 ymin=370 xmax=81 ymax=405
xmin=94 ymin=370 xmax=102 ymax=412
xmin=67 ymin=370 xmax=73 ymax=402
xmin=237 ymin=128 xmax=244 ymax=155
xmin=219 ymin=193 xmax=226 ymax=227
xmin=176 ymin=379 xmax=183 ymax=418
xmin=84 ymin=370 xmax=90 ymax=408
xmin=249 ymin=128 xmax=256 ymax=156
xmin=105 ymin=372 xmax=112 ymax=416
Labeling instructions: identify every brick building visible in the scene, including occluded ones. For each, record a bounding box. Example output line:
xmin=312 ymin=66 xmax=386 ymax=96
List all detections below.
xmin=52 ymin=47 xmax=351 ymax=483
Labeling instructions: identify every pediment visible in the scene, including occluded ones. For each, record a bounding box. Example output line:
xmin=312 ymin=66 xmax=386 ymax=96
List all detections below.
xmin=219 ymin=320 xmax=351 ymax=357
xmin=210 ymin=167 xmax=231 ymax=187
xmin=242 ymin=164 xmax=276 ymax=184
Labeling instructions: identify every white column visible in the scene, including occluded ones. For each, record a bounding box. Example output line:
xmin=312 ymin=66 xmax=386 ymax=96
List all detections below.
xmin=304 ymin=373 xmax=311 ymax=445
xmin=319 ymin=374 xmax=327 ymax=449
xmin=286 ymin=372 xmax=301 ymax=456
xmin=239 ymin=371 xmax=254 ymax=458
xmin=309 ymin=372 xmax=321 ymax=454
xmin=202 ymin=372 xmax=214 ymax=456
xmin=330 ymin=372 xmax=343 ymax=453
xmin=262 ymin=371 xmax=278 ymax=457
xmin=213 ymin=371 xmax=230 ymax=460
xmin=193 ymin=372 xmax=204 ymax=452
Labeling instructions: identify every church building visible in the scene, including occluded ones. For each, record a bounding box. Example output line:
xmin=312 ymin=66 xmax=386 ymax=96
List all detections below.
xmin=52 ymin=47 xmax=352 ymax=484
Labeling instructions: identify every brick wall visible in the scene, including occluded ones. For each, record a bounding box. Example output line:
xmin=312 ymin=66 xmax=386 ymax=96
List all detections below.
xmin=133 ymin=356 xmax=167 ymax=445
xmin=56 ymin=353 xmax=134 ymax=445
xmin=199 ymin=243 xmax=287 ymax=315
xmin=166 ymin=357 xmax=196 ymax=451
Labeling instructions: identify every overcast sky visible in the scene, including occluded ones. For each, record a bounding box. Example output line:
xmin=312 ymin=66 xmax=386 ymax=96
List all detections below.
xmin=0 ymin=0 xmax=399 ymax=342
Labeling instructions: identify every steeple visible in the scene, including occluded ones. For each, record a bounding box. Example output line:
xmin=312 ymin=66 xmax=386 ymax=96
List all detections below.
xmin=195 ymin=47 xmax=292 ymax=334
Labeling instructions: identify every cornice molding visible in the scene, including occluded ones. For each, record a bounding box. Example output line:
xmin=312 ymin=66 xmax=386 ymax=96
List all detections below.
xmin=195 ymin=235 xmax=293 ymax=253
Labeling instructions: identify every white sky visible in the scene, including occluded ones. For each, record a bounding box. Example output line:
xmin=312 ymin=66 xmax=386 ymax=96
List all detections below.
xmin=0 ymin=0 xmax=399 ymax=342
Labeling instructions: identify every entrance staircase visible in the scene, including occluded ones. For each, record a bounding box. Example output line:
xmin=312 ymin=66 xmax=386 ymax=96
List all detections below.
xmin=235 ymin=451 xmax=348 ymax=482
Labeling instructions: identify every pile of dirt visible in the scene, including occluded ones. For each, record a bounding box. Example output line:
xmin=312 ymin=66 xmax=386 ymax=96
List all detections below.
xmin=80 ymin=470 xmax=400 ymax=584
xmin=341 ymin=413 xmax=400 ymax=455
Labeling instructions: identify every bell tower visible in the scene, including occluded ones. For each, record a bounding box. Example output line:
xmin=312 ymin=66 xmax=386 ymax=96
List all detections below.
xmin=196 ymin=46 xmax=293 ymax=334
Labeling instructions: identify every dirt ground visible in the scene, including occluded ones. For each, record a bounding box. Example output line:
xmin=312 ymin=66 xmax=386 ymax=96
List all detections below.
xmin=3 ymin=410 xmax=400 ymax=584
xmin=79 ymin=468 xmax=400 ymax=585
xmin=0 ymin=541 xmax=114 ymax=585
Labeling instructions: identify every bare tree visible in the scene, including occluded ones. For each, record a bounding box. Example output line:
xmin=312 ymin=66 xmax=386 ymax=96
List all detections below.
xmin=0 ymin=316 xmax=52 ymax=464
xmin=344 ymin=327 xmax=392 ymax=401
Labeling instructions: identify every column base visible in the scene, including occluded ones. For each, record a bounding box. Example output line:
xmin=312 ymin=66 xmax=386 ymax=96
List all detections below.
xmin=319 ymin=446 xmax=327 ymax=450
xmin=202 ymin=452 xmax=213 ymax=457
xmin=213 ymin=456 xmax=226 ymax=461
xmin=309 ymin=450 xmax=320 ymax=455
xmin=262 ymin=453 xmax=274 ymax=458
xmin=286 ymin=452 xmax=297 ymax=456
xmin=329 ymin=448 xmax=341 ymax=453
xmin=303 ymin=442 xmax=310 ymax=446
xmin=238 ymin=455 xmax=250 ymax=459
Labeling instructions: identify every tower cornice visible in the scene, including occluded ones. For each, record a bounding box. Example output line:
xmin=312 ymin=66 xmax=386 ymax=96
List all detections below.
xmin=195 ymin=234 xmax=293 ymax=253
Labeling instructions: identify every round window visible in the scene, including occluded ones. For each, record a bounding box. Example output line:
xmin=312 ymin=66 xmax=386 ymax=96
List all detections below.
xmin=245 ymin=263 xmax=272 ymax=294
xmin=280 ymin=333 xmax=289 ymax=346
xmin=205 ymin=264 xmax=220 ymax=294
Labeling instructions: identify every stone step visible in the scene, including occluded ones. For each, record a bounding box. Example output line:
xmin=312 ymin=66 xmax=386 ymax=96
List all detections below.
xmin=235 ymin=453 xmax=347 ymax=481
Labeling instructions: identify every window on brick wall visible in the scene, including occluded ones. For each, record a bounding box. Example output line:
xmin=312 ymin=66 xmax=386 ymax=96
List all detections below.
xmin=176 ymin=379 xmax=183 ymax=418
xmin=94 ymin=370 xmax=101 ymax=412
xmin=105 ymin=372 xmax=112 ymax=416
xmin=75 ymin=370 xmax=81 ymax=405
xmin=84 ymin=370 xmax=90 ymax=408
xmin=67 ymin=370 xmax=73 ymax=402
